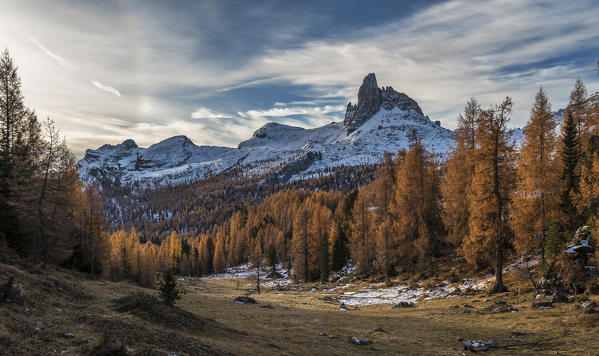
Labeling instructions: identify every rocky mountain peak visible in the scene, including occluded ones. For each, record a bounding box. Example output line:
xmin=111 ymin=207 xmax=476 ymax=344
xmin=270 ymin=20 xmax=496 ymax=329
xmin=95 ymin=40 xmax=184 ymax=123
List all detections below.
xmin=344 ymin=73 xmax=424 ymax=133
xmin=121 ymin=139 xmax=138 ymax=149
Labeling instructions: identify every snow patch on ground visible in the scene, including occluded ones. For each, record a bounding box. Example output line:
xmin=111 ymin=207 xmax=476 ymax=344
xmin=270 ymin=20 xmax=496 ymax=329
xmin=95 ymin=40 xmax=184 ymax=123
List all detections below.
xmin=337 ymin=285 xmax=425 ymax=306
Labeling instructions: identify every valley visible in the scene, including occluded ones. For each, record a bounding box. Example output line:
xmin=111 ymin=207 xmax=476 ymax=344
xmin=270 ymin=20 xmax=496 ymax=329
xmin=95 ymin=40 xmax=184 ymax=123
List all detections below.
xmin=1 ymin=261 xmax=598 ymax=355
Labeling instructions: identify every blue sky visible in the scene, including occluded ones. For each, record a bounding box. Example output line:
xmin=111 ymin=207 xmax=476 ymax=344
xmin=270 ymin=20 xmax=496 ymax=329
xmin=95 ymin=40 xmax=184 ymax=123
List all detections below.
xmin=1 ymin=0 xmax=598 ymax=155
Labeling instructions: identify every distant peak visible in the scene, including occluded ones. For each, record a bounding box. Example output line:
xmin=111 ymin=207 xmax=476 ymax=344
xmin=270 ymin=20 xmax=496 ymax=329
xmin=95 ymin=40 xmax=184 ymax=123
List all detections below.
xmin=362 ymin=73 xmax=378 ymax=89
xmin=121 ymin=139 xmax=138 ymax=149
xmin=344 ymin=73 xmax=423 ymax=133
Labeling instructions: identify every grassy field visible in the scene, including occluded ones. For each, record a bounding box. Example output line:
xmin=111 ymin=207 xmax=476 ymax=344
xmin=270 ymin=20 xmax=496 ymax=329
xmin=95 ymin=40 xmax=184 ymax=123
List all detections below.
xmin=1 ymin=263 xmax=598 ymax=355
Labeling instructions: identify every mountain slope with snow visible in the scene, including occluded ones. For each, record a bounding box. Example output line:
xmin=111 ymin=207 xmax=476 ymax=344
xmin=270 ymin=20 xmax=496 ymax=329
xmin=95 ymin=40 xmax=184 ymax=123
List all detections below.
xmin=77 ymin=73 xmax=492 ymax=186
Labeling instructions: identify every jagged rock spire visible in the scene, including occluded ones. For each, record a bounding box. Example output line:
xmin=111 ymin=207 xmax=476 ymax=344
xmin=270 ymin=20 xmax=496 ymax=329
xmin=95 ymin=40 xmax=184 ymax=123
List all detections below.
xmin=344 ymin=73 xmax=423 ymax=133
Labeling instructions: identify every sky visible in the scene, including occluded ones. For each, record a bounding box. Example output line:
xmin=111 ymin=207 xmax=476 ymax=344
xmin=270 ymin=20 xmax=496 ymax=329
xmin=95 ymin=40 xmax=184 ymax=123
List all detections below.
xmin=1 ymin=0 xmax=598 ymax=157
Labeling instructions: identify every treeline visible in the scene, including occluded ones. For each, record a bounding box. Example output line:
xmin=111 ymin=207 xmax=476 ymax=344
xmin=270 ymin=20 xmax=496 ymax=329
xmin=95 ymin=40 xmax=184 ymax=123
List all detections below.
xmin=106 ymin=80 xmax=599 ymax=292
xmin=0 ymin=50 xmax=108 ymax=274
xmin=102 ymin=189 xmax=348 ymax=286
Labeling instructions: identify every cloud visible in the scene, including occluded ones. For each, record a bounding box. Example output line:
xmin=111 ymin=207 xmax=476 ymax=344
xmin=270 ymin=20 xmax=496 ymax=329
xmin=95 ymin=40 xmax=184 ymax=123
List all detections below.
xmin=242 ymin=104 xmax=344 ymax=121
xmin=90 ymin=80 xmax=122 ymax=97
xmin=28 ymin=35 xmax=73 ymax=68
xmin=234 ymin=0 xmax=599 ymax=127
xmin=3 ymin=0 xmax=599 ymax=157
xmin=216 ymin=77 xmax=278 ymax=92
xmin=191 ymin=107 xmax=229 ymax=119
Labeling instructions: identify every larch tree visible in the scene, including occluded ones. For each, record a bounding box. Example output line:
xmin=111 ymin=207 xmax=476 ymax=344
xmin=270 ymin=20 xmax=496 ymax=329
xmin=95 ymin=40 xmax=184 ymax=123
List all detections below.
xmin=291 ymin=200 xmax=314 ymax=282
xmin=168 ymin=231 xmax=182 ymax=272
xmin=310 ymin=203 xmax=332 ymax=281
xmin=372 ymin=153 xmax=396 ymax=280
xmin=393 ymin=133 xmax=442 ymax=275
xmin=465 ymin=97 xmax=516 ymax=293
xmin=349 ymin=190 xmax=376 ymax=276
xmin=213 ymin=233 xmax=226 ymax=273
xmin=441 ymin=98 xmax=480 ymax=248
xmin=510 ymin=87 xmax=559 ymax=266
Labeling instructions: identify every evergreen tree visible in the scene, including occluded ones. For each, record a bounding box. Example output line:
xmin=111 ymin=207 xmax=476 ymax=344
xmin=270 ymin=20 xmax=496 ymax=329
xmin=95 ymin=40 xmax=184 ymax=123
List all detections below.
xmin=330 ymin=221 xmax=349 ymax=271
xmin=545 ymin=221 xmax=565 ymax=263
xmin=511 ymin=87 xmax=558 ymax=266
xmin=559 ymin=112 xmax=581 ymax=230
xmin=158 ymin=269 xmax=181 ymax=306
xmin=568 ymin=79 xmax=587 ymax=153
xmin=266 ymin=244 xmax=277 ymax=277
xmin=0 ymin=49 xmax=40 ymax=256
xmin=318 ymin=232 xmax=330 ymax=282
xmin=576 ymin=152 xmax=599 ymax=218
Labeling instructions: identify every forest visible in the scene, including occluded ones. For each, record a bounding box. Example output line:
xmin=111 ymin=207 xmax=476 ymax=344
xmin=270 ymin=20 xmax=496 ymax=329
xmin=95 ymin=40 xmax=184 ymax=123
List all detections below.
xmin=103 ymin=83 xmax=599 ymax=295
xmin=2 ymin=47 xmax=599 ymax=297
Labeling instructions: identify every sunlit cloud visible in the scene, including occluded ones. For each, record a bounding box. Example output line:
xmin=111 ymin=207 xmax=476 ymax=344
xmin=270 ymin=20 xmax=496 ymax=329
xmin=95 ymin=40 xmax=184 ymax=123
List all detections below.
xmin=90 ymin=80 xmax=122 ymax=97
xmin=28 ymin=35 xmax=73 ymax=69
xmin=191 ymin=107 xmax=229 ymax=119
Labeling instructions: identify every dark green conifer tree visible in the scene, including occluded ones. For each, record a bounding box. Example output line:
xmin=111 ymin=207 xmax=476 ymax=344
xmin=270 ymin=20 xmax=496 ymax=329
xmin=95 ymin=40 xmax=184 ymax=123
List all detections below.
xmin=158 ymin=269 xmax=181 ymax=306
xmin=560 ymin=112 xmax=581 ymax=230
xmin=331 ymin=221 xmax=349 ymax=271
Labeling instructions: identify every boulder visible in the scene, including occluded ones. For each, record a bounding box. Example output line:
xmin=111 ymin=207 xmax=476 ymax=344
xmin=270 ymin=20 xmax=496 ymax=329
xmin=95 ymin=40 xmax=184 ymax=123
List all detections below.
xmin=532 ymin=301 xmax=553 ymax=309
xmin=580 ymin=300 xmax=598 ymax=314
xmin=348 ymin=336 xmax=372 ymax=345
xmin=234 ymin=296 xmax=257 ymax=304
xmin=392 ymin=301 xmax=414 ymax=308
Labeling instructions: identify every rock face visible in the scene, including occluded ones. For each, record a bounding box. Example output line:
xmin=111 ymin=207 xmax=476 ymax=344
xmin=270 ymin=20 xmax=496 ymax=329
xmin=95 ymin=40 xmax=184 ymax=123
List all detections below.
xmin=344 ymin=73 xmax=423 ymax=133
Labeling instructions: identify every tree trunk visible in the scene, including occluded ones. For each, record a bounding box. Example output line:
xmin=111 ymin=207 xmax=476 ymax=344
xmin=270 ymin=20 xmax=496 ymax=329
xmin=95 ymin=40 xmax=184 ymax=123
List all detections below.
xmin=492 ymin=123 xmax=506 ymax=293
xmin=492 ymin=242 xmax=506 ymax=293
xmin=256 ymin=261 xmax=261 ymax=294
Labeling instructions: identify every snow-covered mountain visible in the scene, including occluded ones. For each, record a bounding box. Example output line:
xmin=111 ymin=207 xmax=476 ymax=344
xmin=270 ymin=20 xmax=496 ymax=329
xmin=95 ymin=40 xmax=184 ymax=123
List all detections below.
xmin=76 ymin=73 xmax=455 ymax=185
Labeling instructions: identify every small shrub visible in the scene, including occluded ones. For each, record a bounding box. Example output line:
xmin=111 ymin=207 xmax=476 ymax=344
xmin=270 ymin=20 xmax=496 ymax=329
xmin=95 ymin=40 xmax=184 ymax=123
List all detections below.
xmin=158 ymin=269 xmax=180 ymax=307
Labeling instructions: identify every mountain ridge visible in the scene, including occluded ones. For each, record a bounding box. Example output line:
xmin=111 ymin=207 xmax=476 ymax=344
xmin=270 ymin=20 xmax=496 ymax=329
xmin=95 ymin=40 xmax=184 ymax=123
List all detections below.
xmin=85 ymin=74 xmax=577 ymax=186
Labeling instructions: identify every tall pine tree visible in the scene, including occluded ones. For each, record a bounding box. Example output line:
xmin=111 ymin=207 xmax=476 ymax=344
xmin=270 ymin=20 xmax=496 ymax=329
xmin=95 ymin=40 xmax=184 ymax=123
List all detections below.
xmin=559 ymin=112 xmax=581 ymax=230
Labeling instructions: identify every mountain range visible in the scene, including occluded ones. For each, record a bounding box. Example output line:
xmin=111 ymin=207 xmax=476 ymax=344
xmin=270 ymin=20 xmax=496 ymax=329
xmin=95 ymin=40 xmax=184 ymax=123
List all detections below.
xmin=78 ymin=73 xmax=593 ymax=186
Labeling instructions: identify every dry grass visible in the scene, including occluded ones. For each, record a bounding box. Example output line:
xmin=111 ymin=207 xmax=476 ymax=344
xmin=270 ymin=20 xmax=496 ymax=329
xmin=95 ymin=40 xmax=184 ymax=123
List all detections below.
xmin=1 ymin=262 xmax=598 ymax=355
